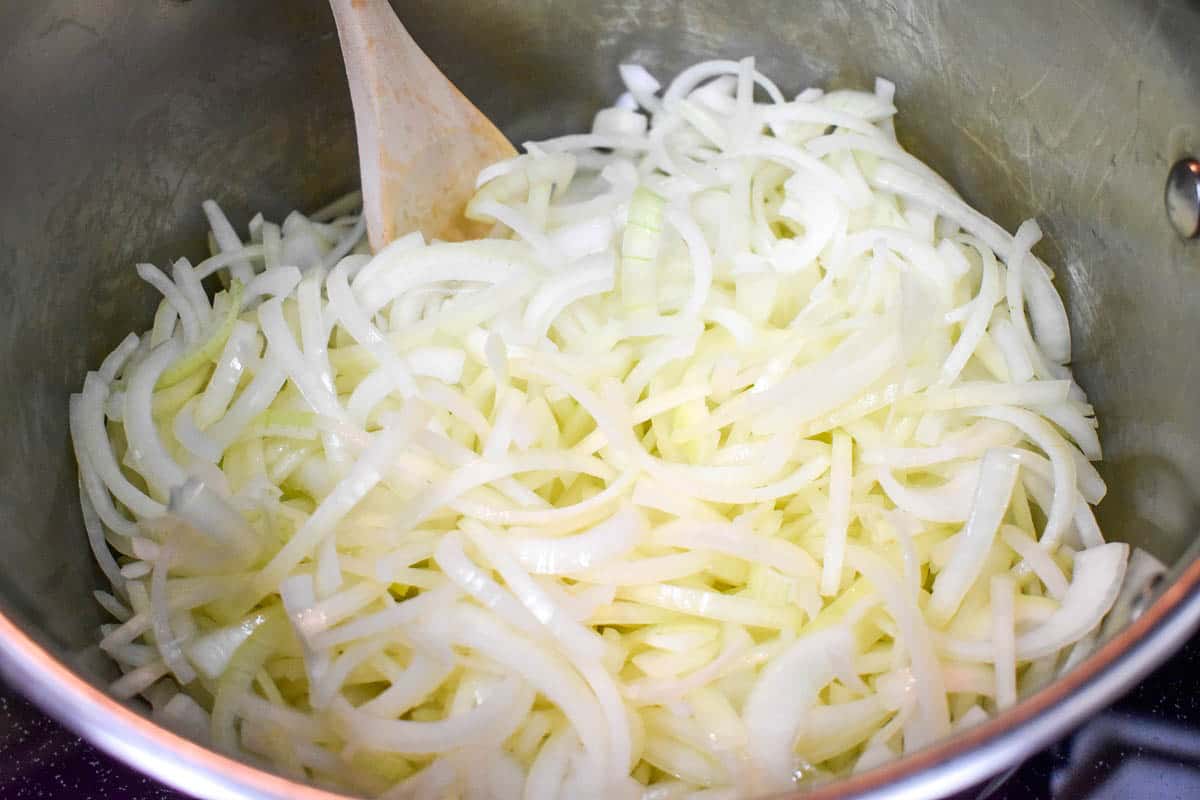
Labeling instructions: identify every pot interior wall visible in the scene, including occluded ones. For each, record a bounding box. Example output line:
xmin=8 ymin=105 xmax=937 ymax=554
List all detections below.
xmin=1 ymin=0 xmax=1198 ymax=771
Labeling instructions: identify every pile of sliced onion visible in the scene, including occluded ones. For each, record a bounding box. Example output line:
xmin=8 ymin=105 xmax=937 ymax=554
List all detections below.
xmin=71 ymin=58 xmax=1162 ymax=799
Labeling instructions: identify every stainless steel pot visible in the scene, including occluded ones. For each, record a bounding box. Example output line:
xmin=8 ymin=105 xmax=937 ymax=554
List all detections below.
xmin=2 ymin=1 xmax=1200 ymax=798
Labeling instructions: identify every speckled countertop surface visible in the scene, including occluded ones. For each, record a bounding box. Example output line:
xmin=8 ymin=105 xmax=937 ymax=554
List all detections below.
xmin=0 ymin=633 xmax=1197 ymax=799
xmin=0 ymin=686 xmax=186 ymax=800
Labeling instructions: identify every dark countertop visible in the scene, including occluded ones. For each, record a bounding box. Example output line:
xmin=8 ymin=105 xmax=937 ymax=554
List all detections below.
xmin=0 ymin=632 xmax=1197 ymax=799
xmin=0 ymin=688 xmax=185 ymax=800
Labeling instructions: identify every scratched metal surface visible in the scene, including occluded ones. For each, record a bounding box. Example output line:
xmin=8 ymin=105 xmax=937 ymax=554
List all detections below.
xmin=1 ymin=0 xmax=1200 ymax=797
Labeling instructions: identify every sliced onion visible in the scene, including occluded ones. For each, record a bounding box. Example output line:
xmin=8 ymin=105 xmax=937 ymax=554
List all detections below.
xmin=202 ymin=199 xmax=256 ymax=285
xmin=70 ymin=58 xmax=1127 ymax=795
xmin=650 ymin=521 xmax=818 ymax=579
xmin=938 ymin=542 xmax=1128 ymax=662
xmin=334 ymin=675 xmax=534 ymax=753
xmin=512 ymin=506 xmax=643 ymax=575
xmin=743 ymin=626 xmax=851 ymax=790
xmin=928 ymin=449 xmax=1021 ymax=624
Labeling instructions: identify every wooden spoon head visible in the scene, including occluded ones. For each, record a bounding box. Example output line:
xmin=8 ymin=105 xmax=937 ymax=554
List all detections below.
xmin=371 ymin=101 xmax=514 ymax=247
xmin=330 ymin=0 xmax=516 ymax=251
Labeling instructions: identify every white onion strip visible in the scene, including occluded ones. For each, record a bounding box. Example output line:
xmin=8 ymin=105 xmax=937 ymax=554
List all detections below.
xmin=929 ymin=449 xmax=1020 ymax=625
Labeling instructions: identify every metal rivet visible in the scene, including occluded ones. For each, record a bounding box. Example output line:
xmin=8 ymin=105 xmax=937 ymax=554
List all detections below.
xmin=1166 ymin=158 xmax=1200 ymax=238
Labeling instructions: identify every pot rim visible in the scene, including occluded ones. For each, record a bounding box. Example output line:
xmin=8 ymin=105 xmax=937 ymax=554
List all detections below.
xmin=0 ymin=554 xmax=1197 ymax=800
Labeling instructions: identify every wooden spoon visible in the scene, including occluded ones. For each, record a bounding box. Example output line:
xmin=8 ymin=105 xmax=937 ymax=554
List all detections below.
xmin=329 ymin=0 xmax=516 ymax=251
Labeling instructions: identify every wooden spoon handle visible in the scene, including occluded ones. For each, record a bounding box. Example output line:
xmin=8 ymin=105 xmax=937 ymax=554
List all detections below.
xmin=330 ymin=0 xmax=516 ymax=250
